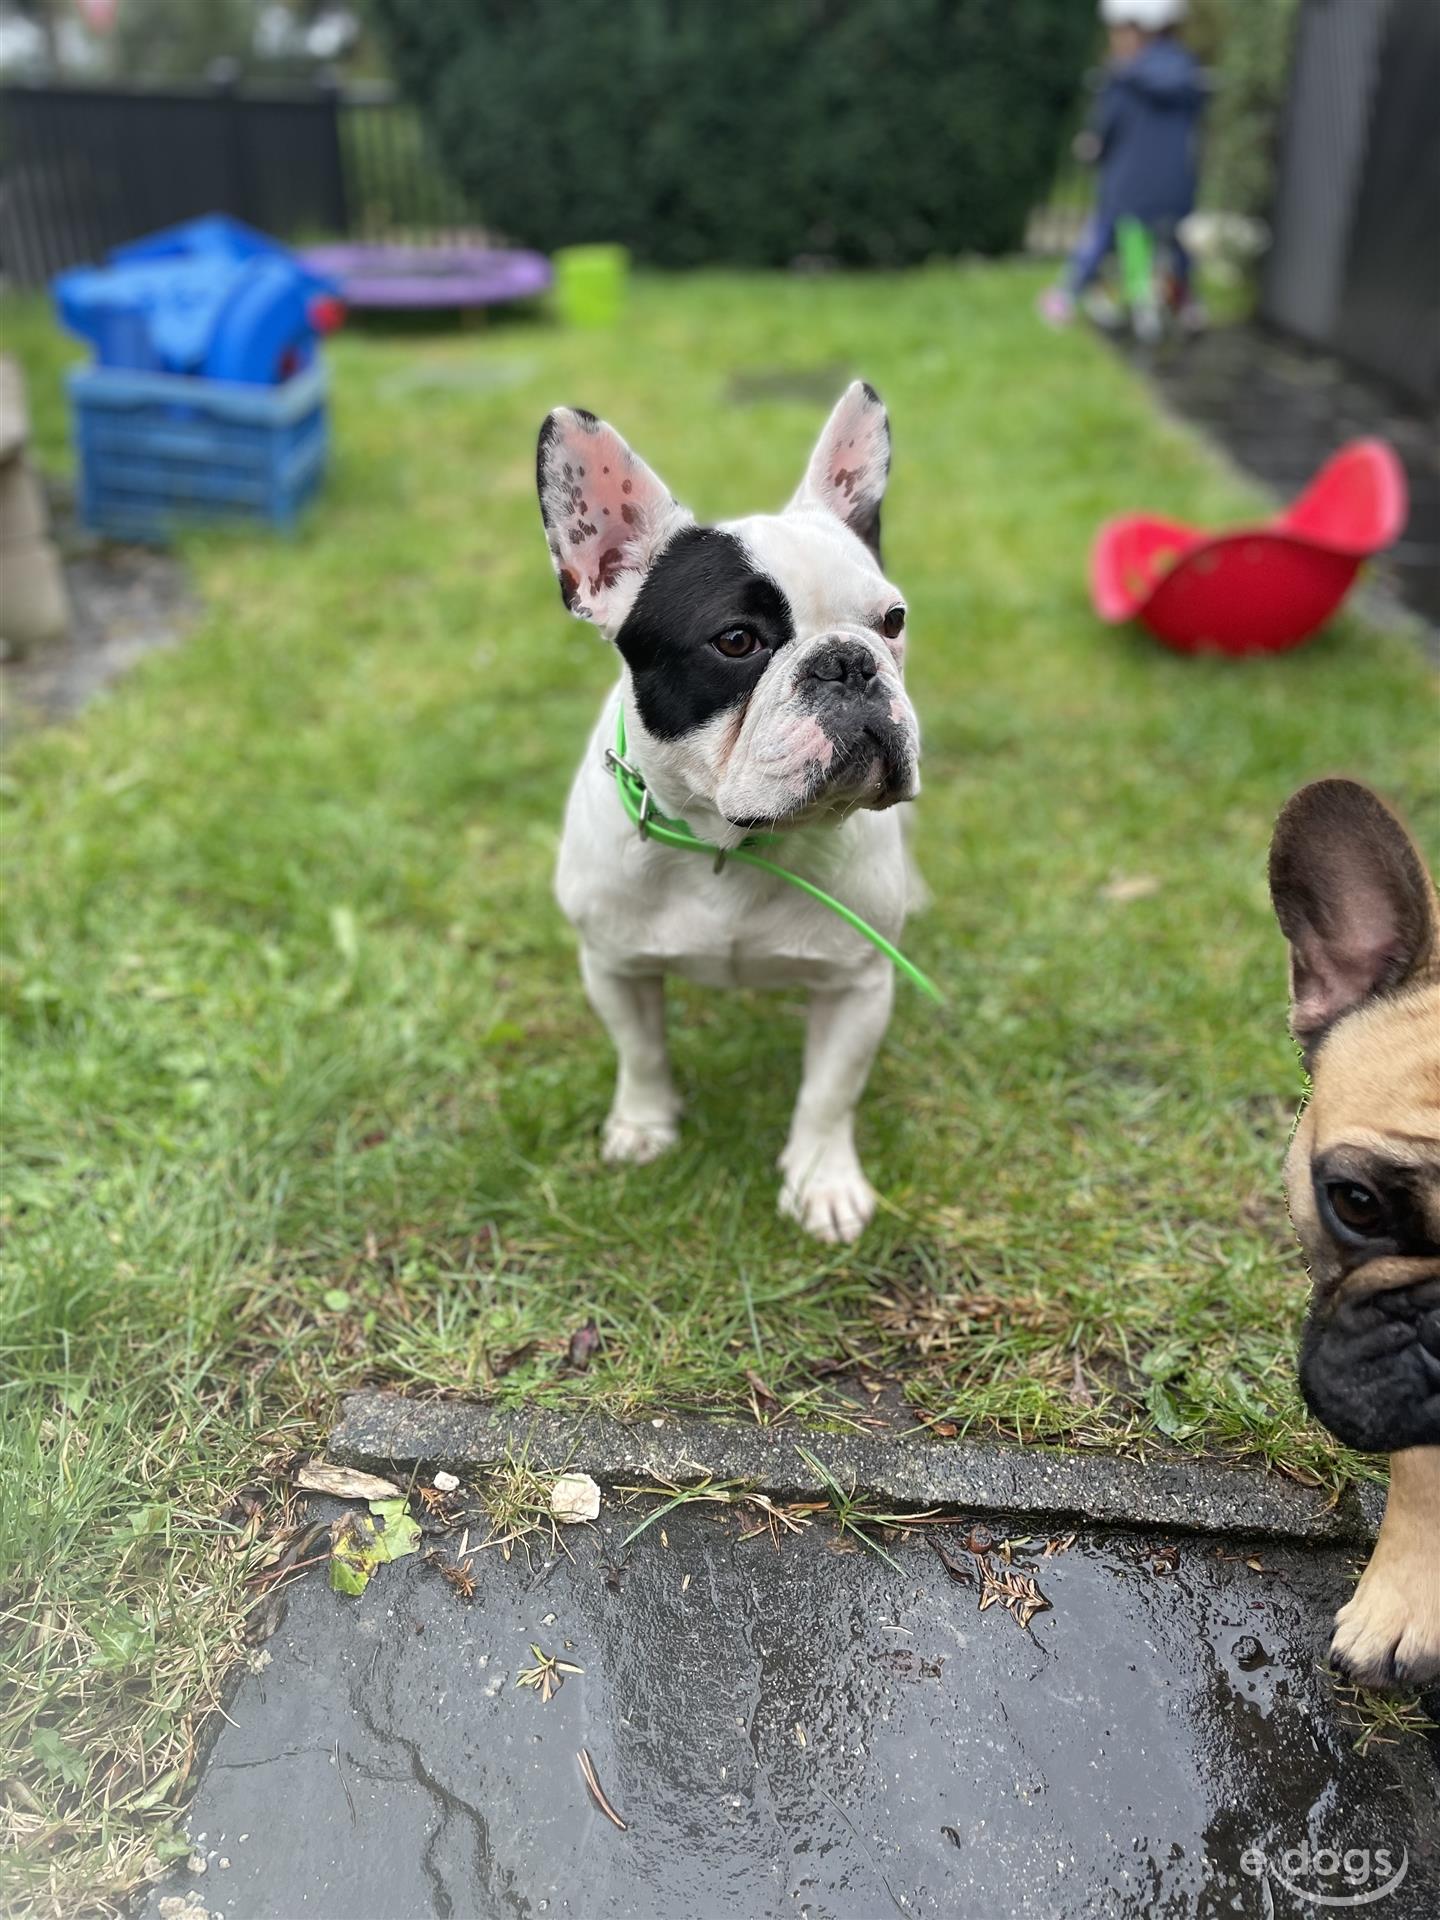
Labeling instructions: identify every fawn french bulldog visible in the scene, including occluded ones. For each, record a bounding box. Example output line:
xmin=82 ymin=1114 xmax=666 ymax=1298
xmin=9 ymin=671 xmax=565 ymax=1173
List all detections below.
xmin=1269 ymin=778 xmax=1440 ymax=1686
xmin=537 ymin=383 xmax=921 ymax=1243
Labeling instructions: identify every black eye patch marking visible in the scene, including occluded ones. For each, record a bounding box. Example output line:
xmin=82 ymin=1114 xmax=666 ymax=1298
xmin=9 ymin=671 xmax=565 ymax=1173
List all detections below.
xmin=615 ymin=527 xmax=794 ymax=740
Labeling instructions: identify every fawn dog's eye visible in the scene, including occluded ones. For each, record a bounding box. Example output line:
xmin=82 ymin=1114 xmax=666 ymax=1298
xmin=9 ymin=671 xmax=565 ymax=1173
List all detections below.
xmin=711 ymin=628 xmax=764 ymax=659
xmin=1323 ymin=1180 xmax=1389 ymax=1240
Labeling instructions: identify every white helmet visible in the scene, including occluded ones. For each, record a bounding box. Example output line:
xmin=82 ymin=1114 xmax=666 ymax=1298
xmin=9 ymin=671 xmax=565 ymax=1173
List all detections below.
xmin=1100 ymin=0 xmax=1188 ymax=26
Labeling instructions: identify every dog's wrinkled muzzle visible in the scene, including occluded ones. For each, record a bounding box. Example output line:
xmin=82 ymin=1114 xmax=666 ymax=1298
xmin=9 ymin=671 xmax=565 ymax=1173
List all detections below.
xmin=1299 ymin=1266 xmax=1440 ymax=1452
xmin=796 ymin=638 xmax=918 ymax=811
xmin=717 ymin=639 xmax=919 ymax=830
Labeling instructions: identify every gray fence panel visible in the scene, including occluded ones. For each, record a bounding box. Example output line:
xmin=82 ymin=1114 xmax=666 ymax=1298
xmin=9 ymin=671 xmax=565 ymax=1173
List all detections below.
xmin=1262 ymin=0 xmax=1389 ymax=348
xmin=0 ymin=80 xmax=477 ymax=285
xmin=1331 ymin=0 xmax=1440 ymax=401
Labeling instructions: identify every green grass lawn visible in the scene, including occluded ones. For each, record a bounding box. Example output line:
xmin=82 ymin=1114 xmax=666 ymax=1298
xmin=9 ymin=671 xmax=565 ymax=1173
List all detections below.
xmin=2 ymin=264 xmax=1436 ymax=1912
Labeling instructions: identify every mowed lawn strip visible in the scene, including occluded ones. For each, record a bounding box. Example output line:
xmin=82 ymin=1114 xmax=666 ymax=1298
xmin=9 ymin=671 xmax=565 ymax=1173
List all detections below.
xmin=2 ymin=265 xmax=1435 ymax=1912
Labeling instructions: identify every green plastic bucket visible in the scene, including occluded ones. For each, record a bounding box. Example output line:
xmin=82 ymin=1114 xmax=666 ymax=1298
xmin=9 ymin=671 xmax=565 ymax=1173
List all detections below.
xmin=552 ymin=245 xmax=630 ymax=328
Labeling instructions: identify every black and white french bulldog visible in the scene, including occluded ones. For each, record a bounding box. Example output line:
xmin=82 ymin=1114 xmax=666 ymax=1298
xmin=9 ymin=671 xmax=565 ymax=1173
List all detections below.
xmin=536 ymin=382 xmax=921 ymax=1242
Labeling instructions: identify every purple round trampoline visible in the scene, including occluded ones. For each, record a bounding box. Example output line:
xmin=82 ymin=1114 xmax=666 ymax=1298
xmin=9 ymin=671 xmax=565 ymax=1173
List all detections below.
xmin=300 ymin=244 xmax=552 ymax=312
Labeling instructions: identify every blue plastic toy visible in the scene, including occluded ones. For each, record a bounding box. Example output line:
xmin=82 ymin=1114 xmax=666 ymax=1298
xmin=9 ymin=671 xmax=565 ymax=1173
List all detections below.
xmin=69 ymin=360 xmax=329 ymax=541
xmin=108 ymin=213 xmax=287 ymax=267
xmin=54 ymin=215 xmax=342 ymax=387
xmin=54 ymin=216 xmax=337 ymax=539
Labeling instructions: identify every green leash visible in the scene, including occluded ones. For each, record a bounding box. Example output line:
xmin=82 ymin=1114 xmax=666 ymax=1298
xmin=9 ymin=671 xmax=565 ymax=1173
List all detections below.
xmin=604 ymin=706 xmax=943 ymax=1004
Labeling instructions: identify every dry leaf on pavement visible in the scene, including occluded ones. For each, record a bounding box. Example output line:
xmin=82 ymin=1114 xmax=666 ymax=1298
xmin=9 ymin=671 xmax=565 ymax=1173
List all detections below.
xmin=977 ymin=1559 xmax=1052 ymax=1632
xmin=295 ymin=1463 xmax=402 ymax=1502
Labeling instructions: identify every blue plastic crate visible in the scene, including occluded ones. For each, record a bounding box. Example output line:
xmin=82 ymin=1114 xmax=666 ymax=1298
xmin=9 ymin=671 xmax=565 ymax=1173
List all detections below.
xmin=68 ymin=360 xmax=328 ymax=542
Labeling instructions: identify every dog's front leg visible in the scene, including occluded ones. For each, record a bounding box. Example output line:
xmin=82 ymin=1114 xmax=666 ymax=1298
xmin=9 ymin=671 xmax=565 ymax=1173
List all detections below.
xmin=580 ymin=947 xmax=682 ymax=1165
xmin=779 ymin=964 xmax=894 ymax=1244
xmin=1330 ymin=1446 xmax=1440 ymax=1688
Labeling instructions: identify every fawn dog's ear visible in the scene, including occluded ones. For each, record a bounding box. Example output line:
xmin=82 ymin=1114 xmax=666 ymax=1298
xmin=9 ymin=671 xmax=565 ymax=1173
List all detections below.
xmin=788 ymin=380 xmax=891 ymax=564
xmin=536 ymin=408 xmax=692 ymax=636
xmin=1269 ymin=778 xmax=1439 ymax=1054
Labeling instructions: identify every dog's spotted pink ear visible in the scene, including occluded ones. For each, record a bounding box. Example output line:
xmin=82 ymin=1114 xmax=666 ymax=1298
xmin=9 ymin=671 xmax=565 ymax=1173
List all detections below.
xmin=536 ymin=409 xmax=691 ymax=634
xmin=1269 ymin=779 xmax=1439 ymax=1051
xmin=790 ymin=381 xmax=891 ymax=563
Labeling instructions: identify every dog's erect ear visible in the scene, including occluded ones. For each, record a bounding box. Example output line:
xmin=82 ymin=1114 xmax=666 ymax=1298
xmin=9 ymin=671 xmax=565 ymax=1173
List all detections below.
xmin=1268 ymin=779 xmax=1439 ymax=1051
xmin=536 ymin=408 xmax=692 ymax=633
xmin=789 ymin=380 xmax=891 ymax=563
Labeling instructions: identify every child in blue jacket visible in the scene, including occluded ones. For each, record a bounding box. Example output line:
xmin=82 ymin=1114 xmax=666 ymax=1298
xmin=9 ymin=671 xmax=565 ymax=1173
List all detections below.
xmin=1041 ymin=0 xmax=1208 ymax=327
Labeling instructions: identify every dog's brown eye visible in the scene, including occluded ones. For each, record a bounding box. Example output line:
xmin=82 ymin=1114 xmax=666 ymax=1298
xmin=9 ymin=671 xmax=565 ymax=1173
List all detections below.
xmin=712 ymin=628 xmax=763 ymax=659
xmin=1325 ymin=1181 xmax=1387 ymax=1238
xmin=879 ymin=606 xmax=906 ymax=641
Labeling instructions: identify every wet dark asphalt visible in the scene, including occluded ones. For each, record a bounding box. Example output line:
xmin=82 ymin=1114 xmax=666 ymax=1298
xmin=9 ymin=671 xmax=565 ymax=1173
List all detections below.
xmin=147 ymin=1500 xmax=1438 ymax=1920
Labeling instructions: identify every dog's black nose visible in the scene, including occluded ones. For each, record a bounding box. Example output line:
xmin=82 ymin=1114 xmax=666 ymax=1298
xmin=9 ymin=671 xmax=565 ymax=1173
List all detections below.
xmin=805 ymin=640 xmax=879 ymax=692
xmin=1298 ymin=1275 xmax=1440 ymax=1452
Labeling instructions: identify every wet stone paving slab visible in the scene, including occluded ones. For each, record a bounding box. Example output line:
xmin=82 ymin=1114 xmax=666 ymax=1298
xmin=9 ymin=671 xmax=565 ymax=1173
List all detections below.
xmin=146 ymin=1499 xmax=1438 ymax=1920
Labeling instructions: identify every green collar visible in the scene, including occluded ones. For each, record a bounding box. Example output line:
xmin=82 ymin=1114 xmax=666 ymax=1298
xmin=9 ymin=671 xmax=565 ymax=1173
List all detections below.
xmin=604 ymin=705 xmax=942 ymax=1003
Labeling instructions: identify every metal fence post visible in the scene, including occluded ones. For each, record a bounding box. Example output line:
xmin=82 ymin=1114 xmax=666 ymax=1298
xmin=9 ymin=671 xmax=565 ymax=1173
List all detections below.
xmin=208 ymin=58 xmax=251 ymax=227
xmin=316 ymin=70 xmax=351 ymax=238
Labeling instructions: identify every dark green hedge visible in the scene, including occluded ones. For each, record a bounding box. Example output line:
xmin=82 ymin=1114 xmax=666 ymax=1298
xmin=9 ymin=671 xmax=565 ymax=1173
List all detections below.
xmin=369 ymin=0 xmax=1095 ymax=267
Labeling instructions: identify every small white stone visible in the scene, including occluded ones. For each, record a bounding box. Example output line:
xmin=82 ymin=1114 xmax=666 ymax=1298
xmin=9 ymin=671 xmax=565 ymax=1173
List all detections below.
xmin=187 ymin=1855 xmax=207 ymax=1875
xmin=549 ymin=1472 xmax=601 ymax=1525
xmin=433 ymin=1470 xmax=460 ymax=1493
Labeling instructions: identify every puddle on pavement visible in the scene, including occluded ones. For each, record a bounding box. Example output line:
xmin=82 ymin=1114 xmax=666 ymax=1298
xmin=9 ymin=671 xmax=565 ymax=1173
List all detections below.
xmin=145 ymin=1502 xmax=1438 ymax=1920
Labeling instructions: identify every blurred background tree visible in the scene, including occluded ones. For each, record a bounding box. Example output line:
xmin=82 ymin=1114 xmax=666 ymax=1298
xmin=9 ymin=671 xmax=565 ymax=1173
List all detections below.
xmin=368 ymin=0 xmax=1096 ymax=267
xmin=1199 ymin=0 xmax=1299 ymax=218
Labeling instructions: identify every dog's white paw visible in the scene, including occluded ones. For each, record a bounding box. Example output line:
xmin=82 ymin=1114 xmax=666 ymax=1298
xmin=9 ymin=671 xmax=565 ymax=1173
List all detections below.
xmin=1330 ymin=1568 xmax=1440 ymax=1690
xmin=778 ymin=1143 xmax=876 ymax=1244
xmin=602 ymin=1114 xmax=680 ymax=1166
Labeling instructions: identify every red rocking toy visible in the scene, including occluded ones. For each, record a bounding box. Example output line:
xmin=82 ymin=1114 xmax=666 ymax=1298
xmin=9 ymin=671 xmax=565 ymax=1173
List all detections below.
xmin=1090 ymin=439 xmax=1408 ymax=656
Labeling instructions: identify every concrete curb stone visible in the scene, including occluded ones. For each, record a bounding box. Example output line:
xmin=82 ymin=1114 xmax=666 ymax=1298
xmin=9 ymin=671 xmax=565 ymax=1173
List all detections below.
xmin=329 ymin=1388 xmax=1384 ymax=1545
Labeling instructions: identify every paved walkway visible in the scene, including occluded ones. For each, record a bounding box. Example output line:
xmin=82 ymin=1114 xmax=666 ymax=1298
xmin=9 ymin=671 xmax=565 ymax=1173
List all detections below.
xmin=144 ymin=1401 xmax=1438 ymax=1920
